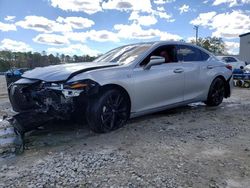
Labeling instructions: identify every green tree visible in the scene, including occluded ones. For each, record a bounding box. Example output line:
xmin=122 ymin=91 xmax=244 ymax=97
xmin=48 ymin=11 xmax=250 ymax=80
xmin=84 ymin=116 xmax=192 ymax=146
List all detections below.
xmin=191 ymin=37 xmax=227 ymax=55
xmin=0 ymin=50 xmax=97 ymax=71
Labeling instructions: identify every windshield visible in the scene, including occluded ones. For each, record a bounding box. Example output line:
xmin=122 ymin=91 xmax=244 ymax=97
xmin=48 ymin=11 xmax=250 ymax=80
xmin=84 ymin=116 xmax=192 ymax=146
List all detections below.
xmin=94 ymin=44 xmax=152 ymax=65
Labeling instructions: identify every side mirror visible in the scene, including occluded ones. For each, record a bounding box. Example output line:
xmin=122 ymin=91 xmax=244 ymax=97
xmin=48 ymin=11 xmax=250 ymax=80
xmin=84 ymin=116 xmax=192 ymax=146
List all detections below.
xmin=144 ymin=56 xmax=165 ymax=70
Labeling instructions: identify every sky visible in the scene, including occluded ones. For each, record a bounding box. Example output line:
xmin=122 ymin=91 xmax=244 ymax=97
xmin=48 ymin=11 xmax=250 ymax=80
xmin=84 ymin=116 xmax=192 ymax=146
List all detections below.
xmin=0 ymin=0 xmax=250 ymax=56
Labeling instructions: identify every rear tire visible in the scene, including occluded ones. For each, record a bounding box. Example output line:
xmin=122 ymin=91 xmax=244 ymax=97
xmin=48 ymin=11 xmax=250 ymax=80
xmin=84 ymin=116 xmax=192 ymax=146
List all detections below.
xmin=86 ymin=89 xmax=130 ymax=133
xmin=205 ymin=78 xmax=225 ymax=106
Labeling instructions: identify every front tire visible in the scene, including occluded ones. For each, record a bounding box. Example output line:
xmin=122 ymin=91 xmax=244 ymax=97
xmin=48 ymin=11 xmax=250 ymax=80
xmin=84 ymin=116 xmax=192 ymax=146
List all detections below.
xmin=86 ymin=89 xmax=130 ymax=133
xmin=205 ymin=78 xmax=225 ymax=106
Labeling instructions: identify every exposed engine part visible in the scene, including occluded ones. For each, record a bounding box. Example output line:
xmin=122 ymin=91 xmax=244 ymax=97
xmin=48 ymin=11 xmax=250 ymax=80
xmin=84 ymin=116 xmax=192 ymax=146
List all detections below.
xmin=9 ymin=83 xmax=75 ymax=119
xmin=62 ymin=89 xmax=82 ymax=98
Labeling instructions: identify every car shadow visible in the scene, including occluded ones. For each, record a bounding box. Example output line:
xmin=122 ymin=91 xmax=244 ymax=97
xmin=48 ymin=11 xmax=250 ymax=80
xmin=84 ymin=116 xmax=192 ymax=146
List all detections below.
xmin=24 ymin=102 xmax=220 ymax=151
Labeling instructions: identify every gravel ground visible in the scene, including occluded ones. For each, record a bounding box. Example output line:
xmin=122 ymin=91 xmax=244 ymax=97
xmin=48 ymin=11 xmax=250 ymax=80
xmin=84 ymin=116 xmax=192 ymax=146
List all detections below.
xmin=0 ymin=76 xmax=250 ymax=188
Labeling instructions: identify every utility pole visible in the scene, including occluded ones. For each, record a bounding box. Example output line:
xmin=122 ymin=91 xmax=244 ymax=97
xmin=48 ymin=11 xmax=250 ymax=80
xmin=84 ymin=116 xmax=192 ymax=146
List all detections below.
xmin=193 ymin=25 xmax=199 ymax=45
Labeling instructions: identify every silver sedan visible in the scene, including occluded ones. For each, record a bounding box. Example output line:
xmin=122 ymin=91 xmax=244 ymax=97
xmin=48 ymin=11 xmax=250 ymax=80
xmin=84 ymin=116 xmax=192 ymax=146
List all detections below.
xmin=9 ymin=41 xmax=233 ymax=133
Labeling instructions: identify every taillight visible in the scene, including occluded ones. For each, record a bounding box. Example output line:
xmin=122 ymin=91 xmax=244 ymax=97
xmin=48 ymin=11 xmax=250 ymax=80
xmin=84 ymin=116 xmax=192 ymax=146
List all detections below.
xmin=226 ymin=64 xmax=232 ymax=71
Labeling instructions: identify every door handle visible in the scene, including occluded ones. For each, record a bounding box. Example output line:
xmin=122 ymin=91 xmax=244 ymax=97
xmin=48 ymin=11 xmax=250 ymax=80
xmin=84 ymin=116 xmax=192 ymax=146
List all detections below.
xmin=207 ymin=65 xmax=214 ymax=69
xmin=174 ymin=68 xmax=184 ymax=73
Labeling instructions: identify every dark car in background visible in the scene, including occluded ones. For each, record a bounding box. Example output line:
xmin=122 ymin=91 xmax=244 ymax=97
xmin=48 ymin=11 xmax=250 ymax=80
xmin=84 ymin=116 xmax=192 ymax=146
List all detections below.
xmin=5 ymin=68 xmax=29 ymax=87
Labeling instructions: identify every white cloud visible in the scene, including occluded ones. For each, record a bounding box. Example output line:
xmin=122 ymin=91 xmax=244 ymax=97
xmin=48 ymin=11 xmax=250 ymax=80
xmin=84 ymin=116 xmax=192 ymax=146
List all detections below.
xmin=225 ymin=41 xmax=239 ymax=54
xmin=129 ymin=11 xmax=157 ymax=26
xmin=212 ymin=0 xmax=250 ymax=6
xmin=186 ymin=37 xmax=196 ymax=43
xmin=63 ymin=32 xmax=88 ymax=42
xmin=33 ymin=34 xmax=70 ymax=46
xmin=16 ymin=16 xmax=72 ymax=33
xmin=154 ymin=0 xmax=175 ymax=4
xmin=190 ymin=11 xmax=217 ymax=26
xmin=16 ymin=16 xmax=95 ymax=33
xmin=56 ymin=16 xmax=94 ymax=29
xmin=102 ymin=0 xmax=152 ymax=12
xmin=213 ymin=0 xmax=237 ymax=7
xmin=49 ymin=0 xmax=102 ymax=14
xmin=86 ymin=30 xmax=120 ymax=42
xmin=4 ymin=16 xmax=16 ymax=22
xmin=154 ymin=11 xmax=174 ymax=22
xmin=179 ymin=4 xmax=190 ymax=14
xmin=156 ymin=7 xmax=165 ymax=11
xmin=0 ymin=22 xmax=16 ymax=32
xmin=0 ymin=39 xmax=33 ymax=52
xmin=190 ymin=11 xmax=250 ymax=38
xmin=64 ymin=30 xmax=119 ymax=43
xmin=114 ymin=23 xmax=182 ymax=40
xmin=47 ymin=44 xmax=100 ymax=56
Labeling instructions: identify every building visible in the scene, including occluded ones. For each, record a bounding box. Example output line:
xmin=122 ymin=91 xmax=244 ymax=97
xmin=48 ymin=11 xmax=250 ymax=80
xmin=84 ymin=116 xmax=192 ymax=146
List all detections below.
xmin=239 ymin=32 xmax=250 ymax=64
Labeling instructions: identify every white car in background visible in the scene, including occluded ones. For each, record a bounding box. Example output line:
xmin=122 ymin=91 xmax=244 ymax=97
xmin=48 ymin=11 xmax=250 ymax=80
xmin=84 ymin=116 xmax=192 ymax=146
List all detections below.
xmin=217 ymin=56 xmax=246 ymax=70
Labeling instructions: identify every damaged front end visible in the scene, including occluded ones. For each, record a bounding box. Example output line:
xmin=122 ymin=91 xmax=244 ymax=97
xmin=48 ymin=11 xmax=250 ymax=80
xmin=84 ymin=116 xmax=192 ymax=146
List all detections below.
xmin=8 ymin=78 xmax=99 ymax=132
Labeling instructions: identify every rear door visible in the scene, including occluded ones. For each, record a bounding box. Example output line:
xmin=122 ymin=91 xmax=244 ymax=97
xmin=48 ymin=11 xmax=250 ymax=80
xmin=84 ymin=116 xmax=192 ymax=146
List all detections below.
xmin=176 ymin=45 xmax=209 ymax=101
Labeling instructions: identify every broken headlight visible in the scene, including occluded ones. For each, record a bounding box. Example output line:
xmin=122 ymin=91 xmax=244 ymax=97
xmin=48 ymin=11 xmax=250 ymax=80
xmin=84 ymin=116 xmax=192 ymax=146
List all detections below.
xmin=62 ymin=79 xmax=99 ymax=98
xmin=63 ymin=79 xmax=98 ymax=90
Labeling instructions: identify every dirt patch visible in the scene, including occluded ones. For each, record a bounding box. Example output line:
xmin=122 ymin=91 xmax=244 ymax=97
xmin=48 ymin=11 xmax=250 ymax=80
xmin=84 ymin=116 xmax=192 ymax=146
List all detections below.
xmin=0 ymin=75 xmax=250 ymax=187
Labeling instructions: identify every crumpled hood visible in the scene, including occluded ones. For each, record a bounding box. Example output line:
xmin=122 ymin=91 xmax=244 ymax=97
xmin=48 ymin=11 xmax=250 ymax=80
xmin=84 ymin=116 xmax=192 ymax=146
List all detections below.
xmin=22 ymin=62 xmax=118 ymax=82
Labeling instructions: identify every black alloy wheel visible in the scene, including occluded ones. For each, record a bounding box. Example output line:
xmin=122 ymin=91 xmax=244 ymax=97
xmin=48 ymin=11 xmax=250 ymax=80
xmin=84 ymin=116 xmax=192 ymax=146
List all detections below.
xmin=87 ymin=89 xmax=130 ymax=133
xmin=206 ymin=78 xmax=225 ymax=106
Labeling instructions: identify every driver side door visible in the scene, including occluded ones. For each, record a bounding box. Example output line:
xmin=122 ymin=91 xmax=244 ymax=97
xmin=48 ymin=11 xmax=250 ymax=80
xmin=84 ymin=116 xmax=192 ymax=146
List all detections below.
xmin=132 ymin=45 xmax=185 ymax=113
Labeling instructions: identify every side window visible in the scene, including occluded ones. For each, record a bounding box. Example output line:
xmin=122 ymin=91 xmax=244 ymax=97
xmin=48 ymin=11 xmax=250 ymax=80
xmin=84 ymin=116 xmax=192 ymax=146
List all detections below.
xmin=228 ymin=57 xmax=237 ymax=62
xmin=222 ymin=57 xmax=237 ymax=63
xmin=140 ymin=45 xmax=178 ymax=66
xmin=177 ymin=45 xmax=204 ymax=62
xmin=200 ymin=50 xmax=210 ymax=61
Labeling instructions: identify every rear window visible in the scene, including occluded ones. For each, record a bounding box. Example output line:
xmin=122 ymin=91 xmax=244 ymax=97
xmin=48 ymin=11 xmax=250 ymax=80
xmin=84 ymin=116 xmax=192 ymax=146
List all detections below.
xmin=177 ymin=45 xmax=210 ymax=62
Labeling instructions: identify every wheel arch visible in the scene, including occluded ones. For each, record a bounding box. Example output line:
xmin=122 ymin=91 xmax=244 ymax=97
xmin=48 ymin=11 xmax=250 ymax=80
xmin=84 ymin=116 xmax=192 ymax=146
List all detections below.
xmin=99 ymin=84 xmax=132 ymax=112
xmin=211 ymin=75 xmax=231 ymax=98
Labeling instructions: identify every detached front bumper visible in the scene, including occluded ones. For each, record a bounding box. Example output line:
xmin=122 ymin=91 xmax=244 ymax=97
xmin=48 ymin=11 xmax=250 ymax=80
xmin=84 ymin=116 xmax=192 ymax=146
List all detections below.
xmin=9 ymin=85 xmax=75 ymax=119
xmin=9 ymin=78 xmax=100 ymax=119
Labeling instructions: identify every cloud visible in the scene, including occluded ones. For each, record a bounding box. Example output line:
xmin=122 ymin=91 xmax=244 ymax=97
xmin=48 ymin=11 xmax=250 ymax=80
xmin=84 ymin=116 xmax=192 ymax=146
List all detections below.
xmin=179 ymin=4 xmax=190 ymax=14
xmin=102 ymin=0 xmax=152 ymax=12
xmin=16 ymin=16 xmax=95 ymax=33
xmin=4 ymin=16 xmax=16 ymax=22
xmin=49 ymin=0 xmax=102 ymax=14
xmin=0 ymin=39 xmax=33 ymax=52
xmin=64 ymin=30 xmax=119 ymax=43
xmin=114 ymin=23 xmax=182 ymax=40
xmin=225 ymin=41 xmax=239 ymax=54
xmin=33 ymin=34 xmax=70 ymax=46
xmin=156 ymin=7 xmax=165 ymax=11
xmin=47 ymin=44 xmax=100 ymax=56
xmin=190 ymin=11 xmax=217 ymax=26
xmin=154 ymin=10 xmax=174 ymax=22
xmin=212 ymin=0 xmax=250 ymax=6
xmin=154 ymin=0 xmax=176 ymax=4
xmin=190 ymin=10 xmax=250 ymax=38
xmin=213 ymin=0 xmax=238 ymax=7
xmin=16 ymin=16 xmax=72 ymax=33
xmin=129 ymin=11 xmax=157 ymax=26
xmin=186 ymin=37 xmax=196 ymax=43
xmin=86 ymin=30 xmax=120 ymax=42
xmin=56 ymin=16 xmax=94 ymax=29
xmin=0 ymin=22 xmax=17 ymax=32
